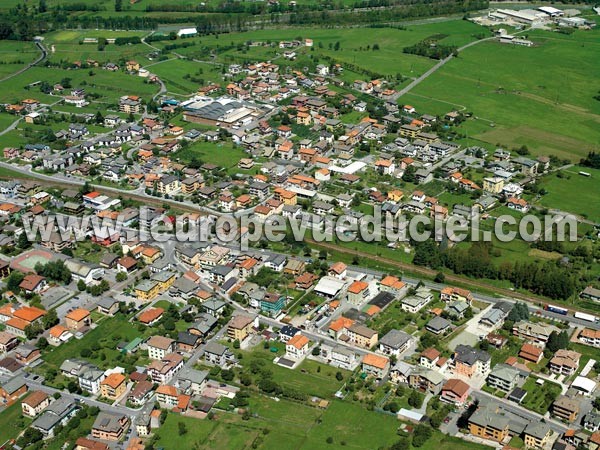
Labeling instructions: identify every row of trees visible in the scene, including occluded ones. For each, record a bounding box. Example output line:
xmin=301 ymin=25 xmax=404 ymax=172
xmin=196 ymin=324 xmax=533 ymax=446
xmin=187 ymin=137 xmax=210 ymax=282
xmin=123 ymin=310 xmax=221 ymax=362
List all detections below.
xmin=413 ymin=240 xmax=578 ymax=300
xmin=0 ymin=0 xmax=488 ymax=40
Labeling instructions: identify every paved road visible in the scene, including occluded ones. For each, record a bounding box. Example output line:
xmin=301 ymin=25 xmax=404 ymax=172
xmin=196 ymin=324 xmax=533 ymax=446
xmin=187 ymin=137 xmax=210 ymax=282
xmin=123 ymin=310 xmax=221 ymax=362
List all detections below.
xmin=0 ymin=42 xmax=48 ymax=83
xmin=392 ymin=37 xmax=495 ymax=101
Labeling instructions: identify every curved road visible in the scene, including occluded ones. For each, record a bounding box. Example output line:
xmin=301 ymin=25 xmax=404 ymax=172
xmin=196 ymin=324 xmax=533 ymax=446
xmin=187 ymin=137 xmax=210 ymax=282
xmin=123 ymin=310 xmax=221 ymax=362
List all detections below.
xmin=0 ymin=41 xmax=48 ymax=83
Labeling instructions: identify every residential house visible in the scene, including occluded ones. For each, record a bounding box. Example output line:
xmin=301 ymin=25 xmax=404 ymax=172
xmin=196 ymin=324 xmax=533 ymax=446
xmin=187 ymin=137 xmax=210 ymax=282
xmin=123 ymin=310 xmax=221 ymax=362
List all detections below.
xmin=453 ymin=345 xmax=491 ymax=378
xmin=441 ymin=379 xmax=470 ymax=406
xmin=408 ymin=366 xmax=445 ymax=394
xmin=203 ymin=342 xmax=236 ymax=367
xmin=468 ymin=405 xmax=510 ymax=442
xmin=21 ymin=390 xmax=51 ymax=418
xmin=285 ymin=334 xmax=310 ymax=359
xmin=523 ymin=423 xmax=553 ymax=450
xmin=549 ymin=350 xmax=580 ymax=376
xmin=148 ymin=353 xmax=184 ymax=383
xmin=91 ymin=412 xmax=129 ymax=442
xmin=100 ymin=373 xmax=126 ymax=400
xmin=361 ymin=354 xmax=390 ymax=379
xmin=31 ymin=398 xmax=79 ymax=438
xmin=146 ymin=336 xmax=175 ymax=360
xmin=487 ymin=363 xmax=520 ymax=393
xmin=553 ymin=396 xmax=580 ymax=423
xmin=378 ymin=330 xmax=412 ymax=357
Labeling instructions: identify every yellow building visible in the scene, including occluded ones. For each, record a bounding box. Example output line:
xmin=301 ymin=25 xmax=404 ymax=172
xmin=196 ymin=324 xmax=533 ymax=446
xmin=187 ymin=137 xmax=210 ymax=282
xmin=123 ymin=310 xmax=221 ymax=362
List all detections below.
xmin=468 ymin=406 xmax=510 ymax=442
xmin=296 ymin=111 xmax=312 ymax=125
xmin=151 ymin=271 xmax=177 ymax=291
xmin=387 ymin=190 xmax=404 ymax=203
xmin=523 ymin=423 xmax=552 ymax=450
xmin=273 ymin=188 xmax=297 ymax=206
xmin=100 ymin=373 xmax=126 ymax=400
xmin=157 ymin=175 xmax=180 ymax=195
xmin=346 ymin=324 xmax=378 ymax=348
xmin=134 ymin=280 xmax=161 ymax=301
xmin=482 ymin=177 xmax=505 ymax=194
xmin=227 ymin=315 xmax=254 ymax=341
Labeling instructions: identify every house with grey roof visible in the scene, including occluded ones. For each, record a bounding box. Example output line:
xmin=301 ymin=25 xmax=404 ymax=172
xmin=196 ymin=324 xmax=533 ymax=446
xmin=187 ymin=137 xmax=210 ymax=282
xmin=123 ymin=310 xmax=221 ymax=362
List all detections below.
xmin=426 ymin=316 xmax=451 ymax=335
xmin=487 ymin=363 xmax=520 ymax=393
xmin=204 ymin=342 xmax=236 ymax=368
xmin=378 ymin=329 xmax=412 ymax=357
xmin=31 ymin=398 xmax=78 ymax=438
xmin=175 ymin=367 xmax=209 ymax=395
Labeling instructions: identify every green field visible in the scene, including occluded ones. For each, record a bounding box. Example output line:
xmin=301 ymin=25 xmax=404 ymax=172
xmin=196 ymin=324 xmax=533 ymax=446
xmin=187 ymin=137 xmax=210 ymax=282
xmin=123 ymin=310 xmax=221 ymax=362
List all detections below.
xmin=0 ymin=65 xmax=159 ymax=105
xmin=172 ymin=140 xmax=248 ymax=170
xmin=42 ymin=315 xmax=143 ymax=370
xmin=148 ymin=59 xmax=223 ymax=95
xmin=536 ymin=166 xmax=600 ymax=222
xmin=0 ymin=41 xmax=40 ymax=79
xmin=155 ymin=395 xmax=493 ymax=450
xmin=153 ymin=20 xmax=486 ymax=80
xmin=0 ymin=394 xmax=32 ymax=444
xmin=233 ymin=343 xmax=349 ymax=398
xmin=402 ymin=26 xmax=600 ymax=161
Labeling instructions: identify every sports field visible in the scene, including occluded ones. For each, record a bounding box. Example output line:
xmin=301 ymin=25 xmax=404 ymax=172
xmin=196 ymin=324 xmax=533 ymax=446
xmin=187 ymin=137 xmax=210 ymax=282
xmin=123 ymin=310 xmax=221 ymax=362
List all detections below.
xmin=10 ymin=248 xmax=55 ymax=273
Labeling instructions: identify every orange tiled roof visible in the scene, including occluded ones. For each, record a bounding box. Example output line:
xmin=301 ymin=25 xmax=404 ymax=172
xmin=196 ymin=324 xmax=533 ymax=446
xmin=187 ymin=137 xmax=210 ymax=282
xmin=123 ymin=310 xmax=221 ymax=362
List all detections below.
xmin=66 ymin=308 xmax=90 ymax=322
xmin=13 ymin=306 xmax=46 ymax=322
xmin=101 ymin=373 xmax=125 ymax=389
xmin=348 ymin=280 xmax=369 ymax=294
xmin=287 ymin=334 xmax=309 ymax=350
xmin=362 ymin=353 xmax=389 ymax=369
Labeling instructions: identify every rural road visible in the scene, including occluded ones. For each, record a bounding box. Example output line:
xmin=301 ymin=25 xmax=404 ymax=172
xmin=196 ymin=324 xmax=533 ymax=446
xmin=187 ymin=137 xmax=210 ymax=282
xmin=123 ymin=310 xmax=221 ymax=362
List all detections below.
xmin=393 ymin=36 xmax=495 ymax=100
xmin=395 ymin=27 xmax=532 ymax=100
xmin=0 ymin=41 xmax=48 ymax=83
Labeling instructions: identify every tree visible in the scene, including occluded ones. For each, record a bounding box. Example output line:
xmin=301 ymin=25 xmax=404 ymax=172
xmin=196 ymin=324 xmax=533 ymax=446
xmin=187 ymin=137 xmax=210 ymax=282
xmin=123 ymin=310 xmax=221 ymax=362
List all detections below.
xmin=37 ymin=337 xmax=49 ymax=350
xmin=408 ymin=390 xmax=423 ymax=408
xmin=115 ymin=0 xmax=122 ymax=11
xmin=434 ymin=272 xmax=445 ymax=283
xmin=6 ymin=270 xmax=25 ymax=291
xmin=507 ymin=302 xmax=529 ymax=322
xmin=42 ymin=309 xmax=59 ymax=329
xmin=178 ymin=421 xmax=187 ymax=436
xmin=94 ymin=111 xmax=104 ymax=124
xmin=390 ymin=438 xmax=410 ymax=450
xmin=38 ymin=0 xmax=47 ymax=13
xmin=221 ymin=370 xmax=234 ymax=381
xmin=17 ymin=231 xmax=31 ymax=249
xmin=412 ymin=424 xmax=432 ymax=447
xmin=547 ymin=330 xmax=569 ymax=353
xmin=116 ymin=272 xmax=128 ymax=282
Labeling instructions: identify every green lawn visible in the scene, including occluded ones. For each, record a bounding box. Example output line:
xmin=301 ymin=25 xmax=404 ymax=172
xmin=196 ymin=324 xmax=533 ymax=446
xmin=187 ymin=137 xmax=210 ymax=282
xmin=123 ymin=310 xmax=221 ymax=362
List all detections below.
xmin=172 ymin=141 xmax=249 ymax=170
xmin=521 ymin=376 xmax=562 ymax=415
xmin=0 ymin=394 xmax=31 ymax=444
xmin=537 ymin=166 xmax=600 ymax=222
xmin=234 ymin=344 xmax=349 ymax=399
xmin=42 ymin=315 xmax=143 ymax=370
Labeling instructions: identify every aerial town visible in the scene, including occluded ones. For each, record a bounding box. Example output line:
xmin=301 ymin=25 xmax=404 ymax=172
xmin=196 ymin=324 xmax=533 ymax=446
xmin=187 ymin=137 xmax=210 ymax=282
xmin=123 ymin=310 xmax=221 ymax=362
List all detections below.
xmin=0 ymin=1 xmax=598 ymax=449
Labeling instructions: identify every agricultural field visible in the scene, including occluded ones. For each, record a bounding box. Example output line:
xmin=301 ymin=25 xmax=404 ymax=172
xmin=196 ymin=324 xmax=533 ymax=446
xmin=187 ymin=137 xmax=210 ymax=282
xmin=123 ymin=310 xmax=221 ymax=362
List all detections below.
xmin=402 ymin=25 xmax=600 ymax=161
xmin=43 ymin=30 xmax=151 ymax=65
xmin=172 ymin=140 xmax=248 ymax=170
xmin=152 ymin=20 xmax=487 ymax=82
xmin=0 ymin=41 xmax=40 ymax=79
xmin=148 ymin=59 xmax=223 ymax=96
